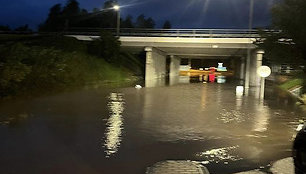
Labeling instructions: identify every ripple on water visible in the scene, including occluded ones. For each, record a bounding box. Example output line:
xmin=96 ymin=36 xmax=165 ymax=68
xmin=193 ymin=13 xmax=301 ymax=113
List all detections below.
xmin=196 ymin=145 xmax=243 ymax=164
xmin=218 ymin=109 xmax=246 ymax=123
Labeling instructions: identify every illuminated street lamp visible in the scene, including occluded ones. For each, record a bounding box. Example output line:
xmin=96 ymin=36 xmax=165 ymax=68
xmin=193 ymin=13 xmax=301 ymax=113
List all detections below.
xmin=113 ymin=5 xmax=120 ymax=37
xmin=257 ymin=66 xmax=271 ymax=99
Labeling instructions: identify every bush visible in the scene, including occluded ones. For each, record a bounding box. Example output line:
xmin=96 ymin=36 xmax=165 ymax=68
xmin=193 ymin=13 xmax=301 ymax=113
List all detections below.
xmin=0 ymin=39 xmax=131 ymax=97
xmin=0 ymin=43 xmax=32 ymax=96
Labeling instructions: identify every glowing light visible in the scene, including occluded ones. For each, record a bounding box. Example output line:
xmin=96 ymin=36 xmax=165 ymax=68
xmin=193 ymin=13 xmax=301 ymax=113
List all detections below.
xmin=113 ymin=5 xmax=120 ymax=10
xmin=212 ymin=44 xmax=219 ymax=48
xmin=257 ymin=66 xmax=271 ymax=78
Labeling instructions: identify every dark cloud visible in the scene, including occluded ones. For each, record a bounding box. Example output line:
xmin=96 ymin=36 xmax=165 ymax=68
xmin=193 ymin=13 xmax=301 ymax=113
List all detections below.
xmin=0 ymin=0 xmax=278 ymax=30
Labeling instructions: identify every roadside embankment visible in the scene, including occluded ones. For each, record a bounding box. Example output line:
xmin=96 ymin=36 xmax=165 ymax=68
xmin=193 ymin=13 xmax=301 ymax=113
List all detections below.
xmin=0 ymin=34 xmax=143 ymax=98
xmin=278 ymin=77 xmax=305 ymax=104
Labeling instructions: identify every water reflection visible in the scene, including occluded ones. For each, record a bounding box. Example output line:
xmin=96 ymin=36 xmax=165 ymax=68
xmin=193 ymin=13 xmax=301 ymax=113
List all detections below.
xmin=253 ymin=102 xmax=270 ymax=132
xmin=197 ymin=146 xmax=242 ymax=164
xmin=201 ymin=84 xmax=208 ymax=109
xmin=216 ymin=76 xmax=226 ymax=84
xmin=104 ymin=93 xmax=125 ymax=157
xmin=218 ymin=109 xmax=245 ymax=123
xmin=145 ymin=78 xmax=166 ymax=87
xmin=145 ymin=76 xmax=190 ymax=87
xmin=0 ymin=80 xmax=305 ymax=174
xmin=235 ymin=96 xmax=243 ymax=110
xmin=169 ymin=76 xmax=179 ymax=86
xmin=0 ymin=113 xmax=31 ymax=127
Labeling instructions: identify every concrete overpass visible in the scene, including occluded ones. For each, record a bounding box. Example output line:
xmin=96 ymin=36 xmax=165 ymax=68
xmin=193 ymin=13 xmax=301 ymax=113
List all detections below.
xmin=68 ymin=28 xmax=267 ymax=88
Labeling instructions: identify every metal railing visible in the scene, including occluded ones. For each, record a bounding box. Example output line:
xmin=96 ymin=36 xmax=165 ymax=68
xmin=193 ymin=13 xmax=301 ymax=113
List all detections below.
xmin=66 ymin=27 xmax=264 ymax=38
xmin=0 ymin=28 xmax=280 ymax=38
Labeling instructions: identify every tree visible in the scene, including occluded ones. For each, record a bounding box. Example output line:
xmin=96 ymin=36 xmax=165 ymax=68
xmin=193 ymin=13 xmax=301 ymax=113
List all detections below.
xmin=101 ymin=0 xmax=118 ymax=28
xmin=15 ymin=24 xmax=32 ymax=32
xmin=135 ymin=14 xmax=146 ymax=28
xmin=121 ymin=15 xmax=134 ymax=28
xmin=39 ymin=4 xmax=63 ymax=31
xmin=258 ymin=0 xmax=306 ymax=94
xmin=62 ymin=0 xmax=81 ymax=29
xmin=62 ymin=0 xmax=80 ymax=17
xmin=0 ymin=25 xmax=11 ymax=31
xmin=259 ymin=0 xmax=306 ymax=66
xmin=80 ymin=9 xmax=88 ymax=15
xmin=163 ymin=20 xmax=171 ymax=29
xmin=145 ymin=17 xmax=155 ymax=29
xmin=92 ymin=8 xmax=100 ymax=13
xmin=88 ymin=30 xmax=121 ymax=63
xmin=135 ymin=14 xmax=155 ymax=28
xmin=103 ymin=0 xmax=117 ymax=9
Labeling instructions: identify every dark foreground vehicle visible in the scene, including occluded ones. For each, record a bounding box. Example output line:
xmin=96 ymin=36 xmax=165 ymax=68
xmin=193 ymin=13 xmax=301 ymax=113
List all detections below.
xmin=293 ymin=122 xmax=306 ymax=174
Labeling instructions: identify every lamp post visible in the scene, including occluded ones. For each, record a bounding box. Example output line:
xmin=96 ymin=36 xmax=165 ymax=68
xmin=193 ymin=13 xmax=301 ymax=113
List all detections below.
xmin=257 ymin=66 xmax=271 ymax=99
xmin=113 ymin=5 xmax=120 ymax=37
xmin=244 ymin=0 xmax=254 ymax=91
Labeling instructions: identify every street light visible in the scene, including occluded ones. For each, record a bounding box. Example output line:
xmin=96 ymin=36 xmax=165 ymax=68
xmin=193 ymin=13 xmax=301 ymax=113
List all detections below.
xmin=244 ymin=0 xmax=254 ymax=92
xmin=257 ymin=65 xmax=271 ymax=99
xmin=113 ymin=5 xmax=120 ymax=37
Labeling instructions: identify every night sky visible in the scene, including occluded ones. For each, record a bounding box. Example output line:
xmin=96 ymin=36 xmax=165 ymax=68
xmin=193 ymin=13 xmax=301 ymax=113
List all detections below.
xmin=0 ymin=0 xmax=279 ymax=30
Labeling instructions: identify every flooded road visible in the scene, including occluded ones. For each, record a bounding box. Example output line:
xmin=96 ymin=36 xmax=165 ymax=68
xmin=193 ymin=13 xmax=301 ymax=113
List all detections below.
xmin=0 ymin=78 xmax=305 ymax=174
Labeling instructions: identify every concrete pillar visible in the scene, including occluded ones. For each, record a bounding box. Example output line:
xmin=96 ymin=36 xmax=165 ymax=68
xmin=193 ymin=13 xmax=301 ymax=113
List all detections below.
xmin=249 ymin=51 xmax=257 ymax=86
xmin=244 ymin=49 xmax=251 ymax=89
xmin=240 ymin=57 xmax=245 ymax=80
xmin=170 ymin=55 xmax=181 ymax=77
xmin=250 ymin=50 xmax=264 ymax=87
xmin=233 ymin=58 xmax=241 ymax=79
xmin=145 ymin=47 xmax=167 ymax=87
xmin=230 ymin=58 xmax=235 ymax=71
xmin=169 ymin=55 xmax=181 ymax=86
xmin=256 ymin=50 xmax=264 ymax=85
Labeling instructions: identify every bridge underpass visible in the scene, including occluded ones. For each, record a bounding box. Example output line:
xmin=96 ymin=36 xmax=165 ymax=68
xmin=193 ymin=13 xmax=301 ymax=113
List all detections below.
xmin=119 ymin=36 xmax=265 ymax=88
xmin=68 ymin=28 xmax=266 ymax=88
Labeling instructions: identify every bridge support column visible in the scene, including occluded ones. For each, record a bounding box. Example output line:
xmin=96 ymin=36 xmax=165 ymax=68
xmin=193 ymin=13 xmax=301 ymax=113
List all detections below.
xmin=250 ymin=50 xmax=264 ymax=87
xmin=244 ymin=49 xmax=251 ymax=89
xmin=169 ymin=55 xmax=181 ymax=85
xmin=240 ymin=57 xmax=245 ymax=80
xmin=145 ymin=47 xmax=167 ymax=87
xmin=170 ymin=55 xmax=181 ymax=77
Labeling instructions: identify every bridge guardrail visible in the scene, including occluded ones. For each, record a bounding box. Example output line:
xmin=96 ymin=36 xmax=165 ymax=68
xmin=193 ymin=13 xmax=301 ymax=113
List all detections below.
xmin=66 ymin=28 xmax=263 ymax=38
xmin=0 ymin=28 xmax=280 ymax=38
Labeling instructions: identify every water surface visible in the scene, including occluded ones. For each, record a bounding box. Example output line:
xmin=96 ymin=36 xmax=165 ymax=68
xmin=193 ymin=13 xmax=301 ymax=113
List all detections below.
xmin=0 ymin=80 xmax=305 ymax=174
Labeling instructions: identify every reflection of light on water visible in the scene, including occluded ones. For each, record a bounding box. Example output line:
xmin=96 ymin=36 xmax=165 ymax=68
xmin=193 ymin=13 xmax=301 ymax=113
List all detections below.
xmin=196 ymin=146 xmax=242 ymax=164
xmin=253 ymin=103 xmax=270 ymax=132
xmin=235 ymin=98 xmax=243 ymax=110
xmin=217 ymin=76 xmax=226 ymax=84
xmin=104 ymin=93 xmax=125 ymax=157
xmin=179 ymin=76 xmax=190 ymax=84
xmin=201 ymin=85 xmax=207 ymax=109
xmin=218 ymin=109 xmax=245 ymax=123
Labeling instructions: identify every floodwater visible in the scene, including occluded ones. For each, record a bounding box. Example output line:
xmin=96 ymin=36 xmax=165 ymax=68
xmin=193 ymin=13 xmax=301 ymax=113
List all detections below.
xmin=0 ymin=77 xmax=305 ymax=174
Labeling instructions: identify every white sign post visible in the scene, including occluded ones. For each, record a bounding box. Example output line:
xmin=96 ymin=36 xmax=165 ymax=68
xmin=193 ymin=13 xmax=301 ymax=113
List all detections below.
xmin=257 ymin=66 xmax=271 ymax=99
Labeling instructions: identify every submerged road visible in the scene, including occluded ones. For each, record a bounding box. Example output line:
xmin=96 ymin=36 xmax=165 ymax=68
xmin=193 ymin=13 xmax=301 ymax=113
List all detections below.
xmin=0 ymin=79 xmax=305 ymax=174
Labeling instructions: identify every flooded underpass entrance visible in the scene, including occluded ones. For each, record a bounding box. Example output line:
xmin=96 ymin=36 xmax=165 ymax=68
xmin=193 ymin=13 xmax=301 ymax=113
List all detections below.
xmin=0 ymin=80 xmax=305 ymax=174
